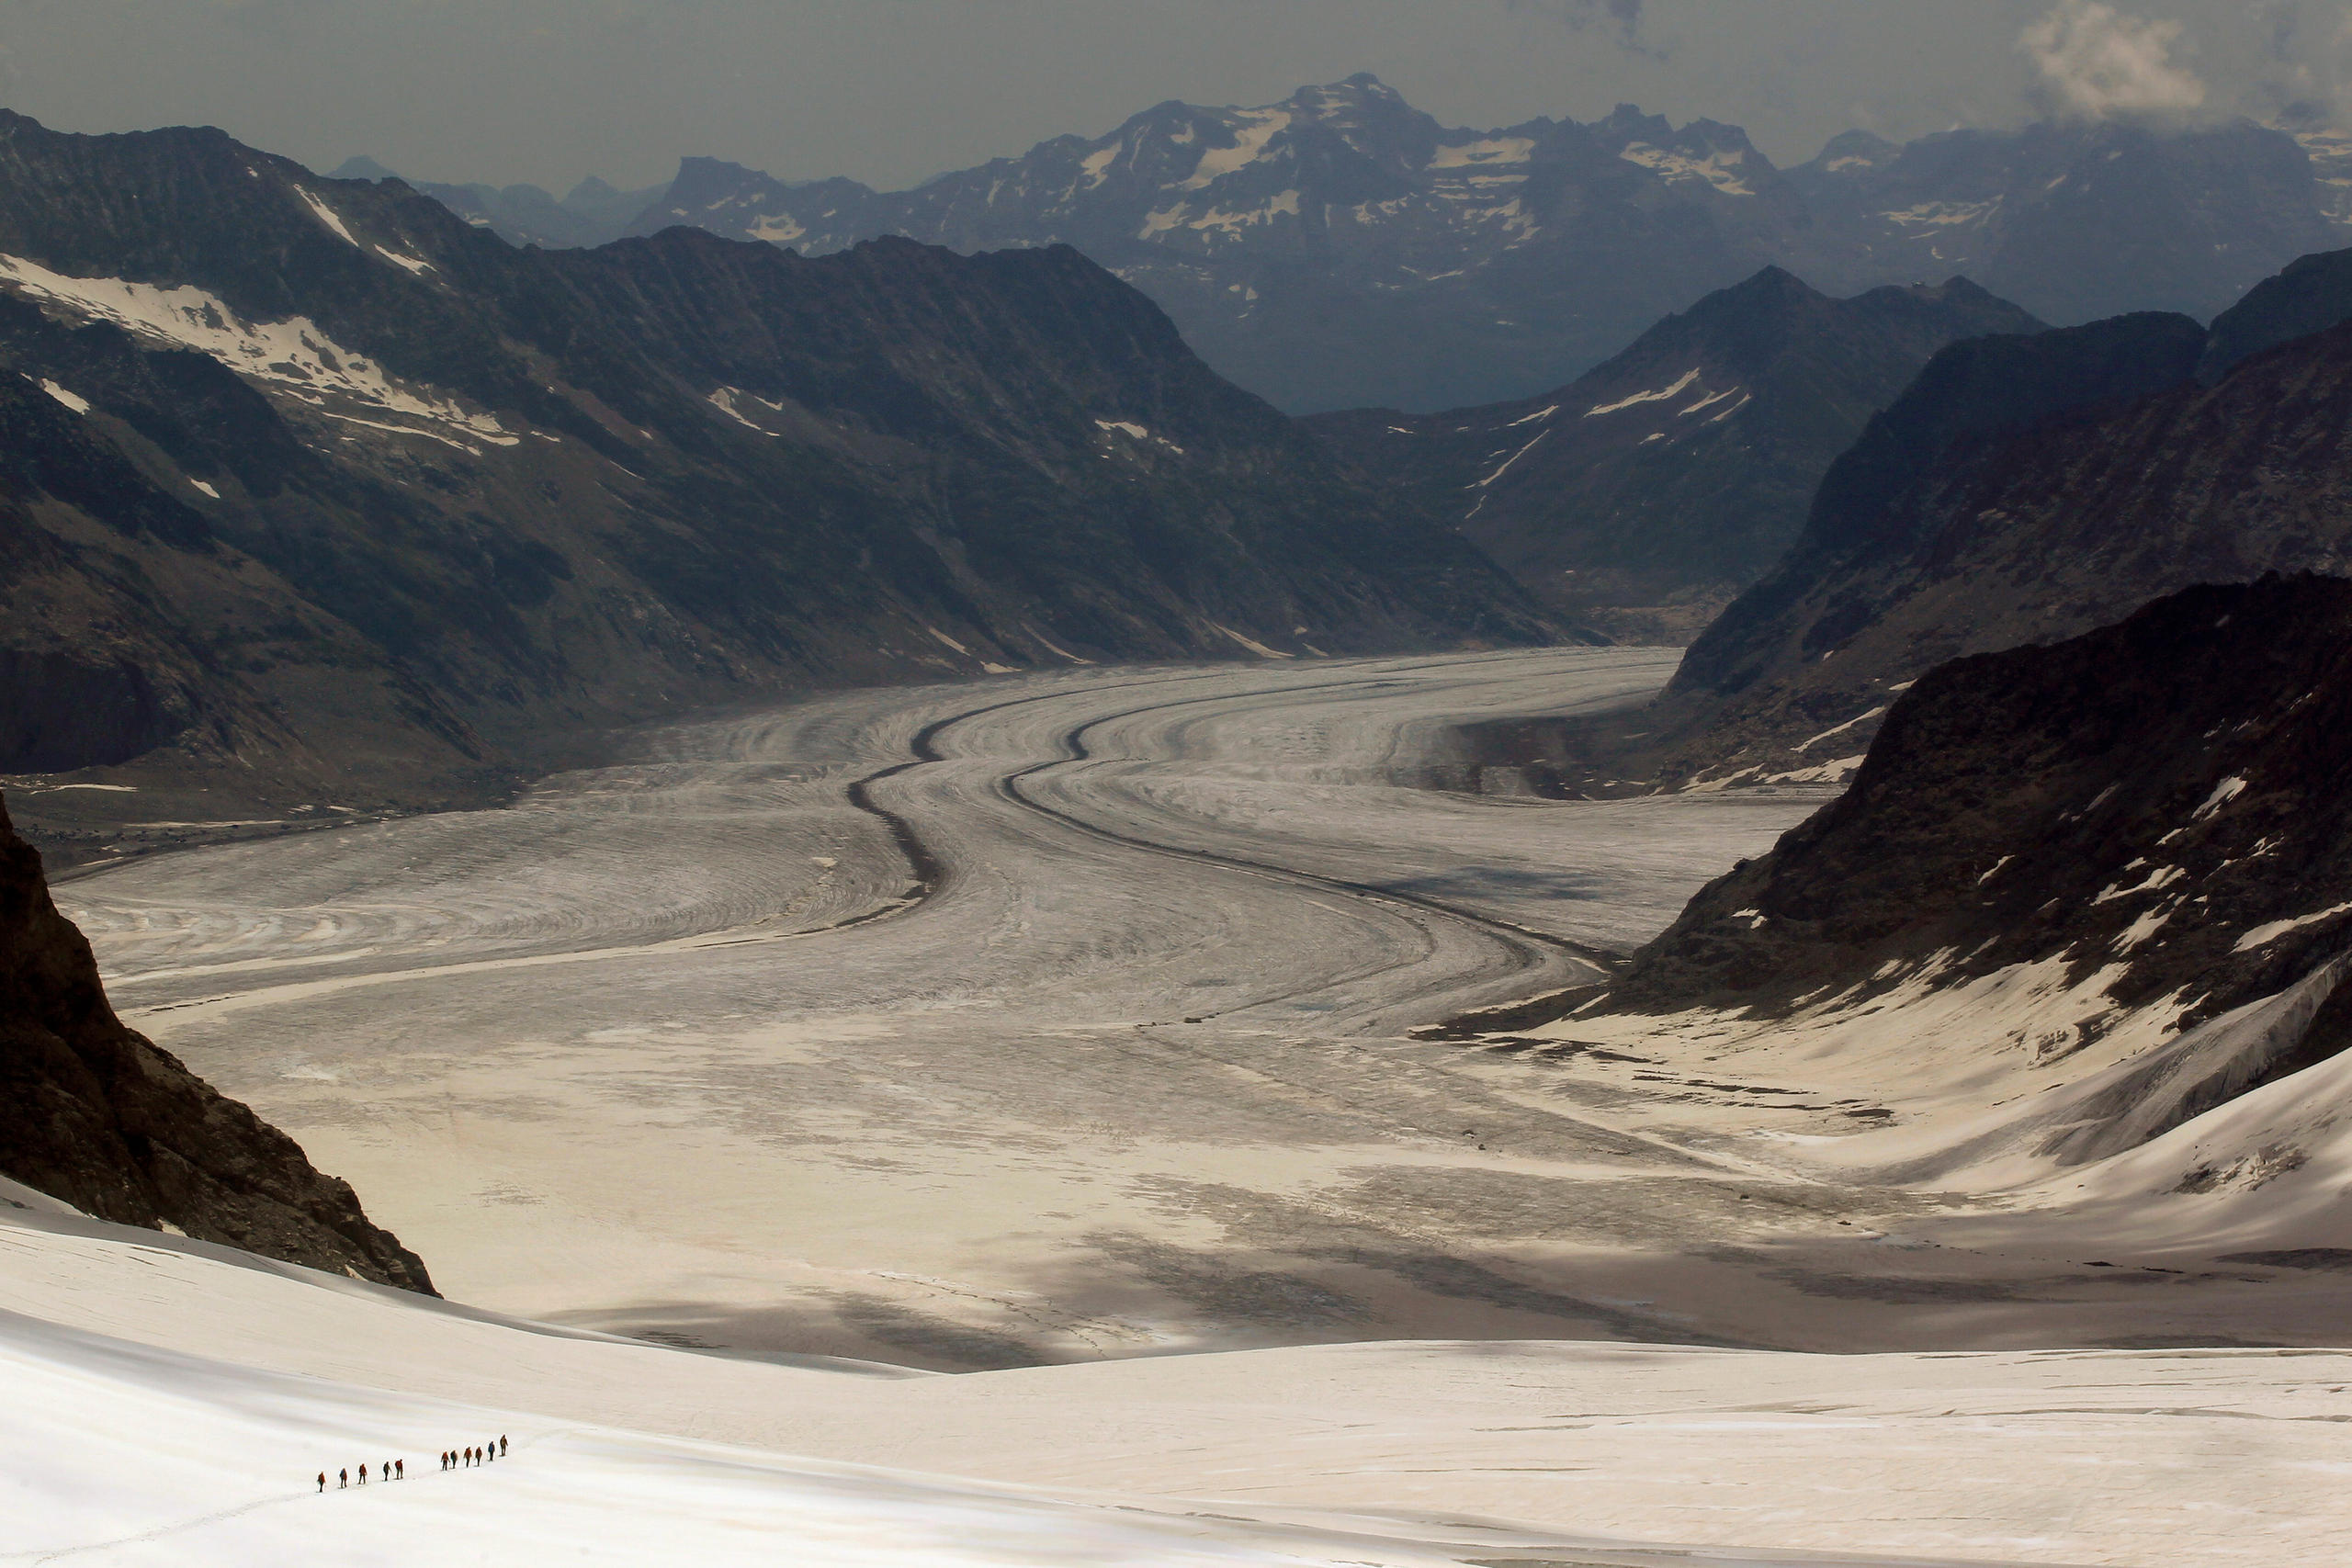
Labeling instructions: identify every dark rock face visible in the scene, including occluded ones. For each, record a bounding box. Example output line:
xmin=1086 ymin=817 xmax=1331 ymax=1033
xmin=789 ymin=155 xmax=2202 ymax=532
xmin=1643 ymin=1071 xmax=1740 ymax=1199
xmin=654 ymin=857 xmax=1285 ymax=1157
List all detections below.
xmin=1519 ymin=244 xmax=2352 ymax=792
xmin=2199 ymin=246 xmax=2352 ymax=381
xmin=0 ymin=109 xmax=1551 ymax=849
xmin=0 ymin=789 xmax=434 ymax=1290
xmin=1668 ymin=310 xmax=2211 ymax=710
xmin=594 ymin=77 xmax=2340 ymax=414
xmin=1601 ymin=579 xmax=2352 ymax=1080
xmin=0 ymin=649 xmax=180 ymax=772
xmin=1304 ymin=267 xmax=2041 ymax=638
xmin=0 ymin=327 xmax=504 ymax=840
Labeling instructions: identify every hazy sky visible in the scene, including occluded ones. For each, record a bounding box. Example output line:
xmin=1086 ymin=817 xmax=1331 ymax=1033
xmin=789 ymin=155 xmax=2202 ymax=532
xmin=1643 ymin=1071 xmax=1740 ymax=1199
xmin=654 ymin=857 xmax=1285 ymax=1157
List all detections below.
xmin=3 ymin=1 xmax=2343 ymax=193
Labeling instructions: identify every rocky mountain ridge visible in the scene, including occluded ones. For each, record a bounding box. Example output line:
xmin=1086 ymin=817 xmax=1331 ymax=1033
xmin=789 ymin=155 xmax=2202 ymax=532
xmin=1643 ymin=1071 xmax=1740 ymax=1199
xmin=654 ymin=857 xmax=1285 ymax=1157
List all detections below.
xmin=0 ymin=109 xmax=1553 ymax=862
xmin=0 ymin=789 xmax=432 ymax=1290
xmin=1481 ymin=243 xmax=2352 ymax=796
xmin=325 ymin=156 xmax=670 ymax=251
xmin=1304 ymin=267 xmax=2042 ymax=639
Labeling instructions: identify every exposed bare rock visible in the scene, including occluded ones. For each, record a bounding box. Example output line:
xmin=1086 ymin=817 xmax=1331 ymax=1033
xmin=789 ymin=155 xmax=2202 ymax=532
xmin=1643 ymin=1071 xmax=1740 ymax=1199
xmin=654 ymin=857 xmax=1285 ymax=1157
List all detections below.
xmin=0 ymin=788 xmax=434 ymax=1291
xmin=1581 ymin=577 xmax=2352 ymax=1157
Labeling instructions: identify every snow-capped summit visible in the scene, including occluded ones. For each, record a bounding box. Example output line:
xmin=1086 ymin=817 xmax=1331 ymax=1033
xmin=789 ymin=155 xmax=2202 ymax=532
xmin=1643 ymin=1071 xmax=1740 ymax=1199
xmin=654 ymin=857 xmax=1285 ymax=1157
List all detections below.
xmin=622 ymin=78 xmax=1812 ymax=412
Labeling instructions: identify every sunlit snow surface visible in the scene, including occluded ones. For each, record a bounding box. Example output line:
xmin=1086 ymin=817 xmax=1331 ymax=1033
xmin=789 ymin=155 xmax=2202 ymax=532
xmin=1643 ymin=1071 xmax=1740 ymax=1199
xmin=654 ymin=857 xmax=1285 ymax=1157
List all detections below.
xmin=6 ymin=1198 xmax=2350 ymax=1566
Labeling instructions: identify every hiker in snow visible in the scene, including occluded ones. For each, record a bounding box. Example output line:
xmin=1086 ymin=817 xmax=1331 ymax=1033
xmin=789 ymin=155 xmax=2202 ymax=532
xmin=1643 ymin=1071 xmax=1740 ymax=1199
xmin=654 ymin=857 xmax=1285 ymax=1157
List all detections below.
xmin=339 ymin=1468 xmax=347 ymax=1489
xmin=498 ymin=1436 xmax=507 ymax=1457
xmin=317 ymin=1472 xmax=325 ymax=1493
xmin=395 ymin=1460 xmax=404 ymax=1480
xmin=358 ymin=1463 xmax=368 ymax=1485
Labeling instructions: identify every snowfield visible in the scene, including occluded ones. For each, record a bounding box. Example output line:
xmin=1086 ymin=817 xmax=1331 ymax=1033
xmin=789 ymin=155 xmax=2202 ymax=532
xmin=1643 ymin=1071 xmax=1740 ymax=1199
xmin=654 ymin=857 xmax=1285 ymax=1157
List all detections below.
xmin=6 ymin=1192 xmax=2351 ymax=1566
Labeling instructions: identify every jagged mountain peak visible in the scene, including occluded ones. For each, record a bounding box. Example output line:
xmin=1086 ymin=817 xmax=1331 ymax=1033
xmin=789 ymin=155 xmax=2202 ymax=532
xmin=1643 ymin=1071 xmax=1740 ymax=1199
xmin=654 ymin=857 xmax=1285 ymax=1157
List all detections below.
xmin=1697 ymin=264 xmax=1824 ymax=309
xmin=1804 ymin=129 xmax=1901 ymax=174
xmin=326 ymin=154 xmax=401 ymax=183
xmin=1604 ymin=241 xmax=2352 ymax=796
xmin=605 ymin=77 xmax=1815 ymax=411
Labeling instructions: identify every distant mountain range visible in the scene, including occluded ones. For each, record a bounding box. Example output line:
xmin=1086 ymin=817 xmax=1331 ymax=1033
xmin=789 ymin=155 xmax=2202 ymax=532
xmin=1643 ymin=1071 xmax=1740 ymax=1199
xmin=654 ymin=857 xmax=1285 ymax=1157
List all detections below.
xmin=1305 ymin=267 xmax=2042 ymax=639
xmin=352 ymin=76 xmax=2348 ymax=413
xmin=0 ymin=109 xmax=1550 ymax=861
xmin=326 ymin=156 xmax=667 ymax=251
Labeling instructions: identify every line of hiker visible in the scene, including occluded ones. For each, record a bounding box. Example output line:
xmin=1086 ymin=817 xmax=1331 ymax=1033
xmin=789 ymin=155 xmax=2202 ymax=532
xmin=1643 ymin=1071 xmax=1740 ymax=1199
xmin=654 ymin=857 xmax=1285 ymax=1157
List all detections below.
xmin=315 ymin=1437 xmax=504 ymax=1492
xmin=318 ymin=1459 xmax=405 ymax=1491
xmin=442 ymin=1437 xmax=507 ymax=1471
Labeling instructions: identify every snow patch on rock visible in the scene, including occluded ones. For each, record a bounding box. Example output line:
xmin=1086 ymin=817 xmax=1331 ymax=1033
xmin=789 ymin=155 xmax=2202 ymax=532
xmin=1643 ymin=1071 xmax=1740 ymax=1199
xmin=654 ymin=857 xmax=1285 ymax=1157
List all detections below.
xmin=0 ymin=255 xmax=515 ymax=446
xmin=1181 ymin=110 xmax=1290 ymax=189
xmin=1585 ymin=368 xmax=1702 ymax=419
xmin=292 ymin=186 xmax=361 ymax=248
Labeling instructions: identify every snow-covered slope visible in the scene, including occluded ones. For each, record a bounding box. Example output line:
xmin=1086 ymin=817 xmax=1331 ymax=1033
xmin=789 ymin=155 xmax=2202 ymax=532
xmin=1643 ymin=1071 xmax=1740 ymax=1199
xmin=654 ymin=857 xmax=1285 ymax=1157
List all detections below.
xmin=7 ymin=1196 xmax=2351 ymax=1566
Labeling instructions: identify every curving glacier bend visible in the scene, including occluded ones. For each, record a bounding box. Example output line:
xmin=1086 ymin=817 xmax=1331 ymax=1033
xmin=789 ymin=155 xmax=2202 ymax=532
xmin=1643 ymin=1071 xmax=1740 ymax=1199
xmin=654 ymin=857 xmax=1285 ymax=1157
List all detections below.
xmin=63 ymin=648 xmax=1827 ymax=1364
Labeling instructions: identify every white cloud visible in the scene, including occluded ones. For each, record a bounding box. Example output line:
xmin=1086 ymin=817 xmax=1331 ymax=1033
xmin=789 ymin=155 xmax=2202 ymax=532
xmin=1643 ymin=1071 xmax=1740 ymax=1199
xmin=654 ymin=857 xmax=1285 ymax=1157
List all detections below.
xmin=2020 ymin=1 xmax=2208 ymax=119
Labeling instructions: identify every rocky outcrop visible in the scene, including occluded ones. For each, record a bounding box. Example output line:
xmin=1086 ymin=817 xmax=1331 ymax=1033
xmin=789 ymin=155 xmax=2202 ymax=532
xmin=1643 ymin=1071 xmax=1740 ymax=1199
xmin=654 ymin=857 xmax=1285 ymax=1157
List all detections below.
xmin=1606 ymin=577 xmax=2352 ymax=1029
xmin=0 ymin=789 xmax=434 ymax=1290
xmin=1558 ymin=578 xmax=2352 ymax=1164
xmin=1305 ymin=267 xmax=2041 ymax=637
